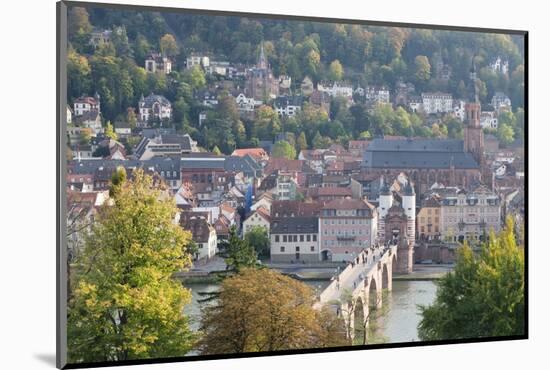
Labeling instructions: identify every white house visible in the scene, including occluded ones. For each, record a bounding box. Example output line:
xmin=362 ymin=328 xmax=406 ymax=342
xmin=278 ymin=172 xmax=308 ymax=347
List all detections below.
xmin=274 ymin=96 xmax=303 ymax=117
xmin=421 ymin=92 xmax=453 ymax=114
xmin=480 ymin=111 xmax=499 ymax=129
xmin=243 ymin=206 xmax=271 ymax=235
xmin=181 ymin=216 xmax=217 ymax=261
xmin=490 ymin=56 xmax=509 ymax=75
xmin=453 ymin=100 xmax=466 ymax=122
xmin=491 ymin=92 xmax=512 ymax=111
xmin=408 ymin=96 xmax=423 ymax=113
xmin=186 ymin=54 xmax=210 ymax=69
xmin=138 ymin=94 xmax=172 ymax=124
xmin=74 ymin=94 xmax=101 ymax=116
xmin=251 ymin=193 xmax=273 ymax=213
xmin=67 ymin=106 xmax=73 ymax=124
xmin=317 ymin=81 xmax=353 ymax=98
xmin=364 ymin=85 xmax=390 ymax=104
xmin=145 ymin=52 xmax=172 ymax=74
xmin=234 ymin=93 xmax=262 ymax=112
xmin=270 ymin=217 xmax=320 ymax=263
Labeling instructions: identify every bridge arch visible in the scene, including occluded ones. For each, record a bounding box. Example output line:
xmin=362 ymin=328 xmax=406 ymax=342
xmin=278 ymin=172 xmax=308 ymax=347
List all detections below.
xmin=368 ymin=277 xmax=381 ymax=310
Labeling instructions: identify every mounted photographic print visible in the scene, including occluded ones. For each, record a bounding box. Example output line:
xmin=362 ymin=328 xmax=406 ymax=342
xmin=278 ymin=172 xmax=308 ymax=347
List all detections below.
xmin=56 ymin=1 xmax=527 ymax=368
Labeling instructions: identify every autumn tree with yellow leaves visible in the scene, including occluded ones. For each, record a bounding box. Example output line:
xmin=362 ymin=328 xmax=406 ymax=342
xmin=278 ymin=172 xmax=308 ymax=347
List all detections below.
xmin=68 ymin=169 xmax=196 ymax=363
xmin=198 ymin=268 xmax=349 ymax=354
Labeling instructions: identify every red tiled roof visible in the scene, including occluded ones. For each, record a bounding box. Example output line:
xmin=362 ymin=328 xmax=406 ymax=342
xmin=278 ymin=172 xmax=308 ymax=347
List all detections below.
xmin=264 ymin=158 xmax=307 ymax=175
xmin=255 ymin=206 xmax=271 ymax=222
xmin=232 ymin=148 xmax=268 ymax=160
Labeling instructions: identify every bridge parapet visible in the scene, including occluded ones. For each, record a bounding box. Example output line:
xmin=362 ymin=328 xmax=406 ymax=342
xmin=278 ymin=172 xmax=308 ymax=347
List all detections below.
xmin=318 ymin=244 xmax=396 ymax=305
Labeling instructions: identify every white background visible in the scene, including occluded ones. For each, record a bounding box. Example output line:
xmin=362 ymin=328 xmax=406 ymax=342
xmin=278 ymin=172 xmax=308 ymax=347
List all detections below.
xmin=0 ymin=0 xmax=545 ymax=368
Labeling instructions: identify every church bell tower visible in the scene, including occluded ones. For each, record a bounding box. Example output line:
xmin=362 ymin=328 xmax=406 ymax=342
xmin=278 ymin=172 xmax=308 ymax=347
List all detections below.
xmin=463 ymin=56 xmax=484 ymax=165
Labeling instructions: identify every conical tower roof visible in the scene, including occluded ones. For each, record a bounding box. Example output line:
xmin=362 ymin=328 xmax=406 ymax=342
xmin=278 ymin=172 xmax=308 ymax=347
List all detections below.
xmin=257 ymin=41 xmax=267 ymax=69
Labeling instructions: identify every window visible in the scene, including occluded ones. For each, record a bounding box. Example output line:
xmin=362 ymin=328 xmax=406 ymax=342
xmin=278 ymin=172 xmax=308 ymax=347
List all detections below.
xmin=313 ymin=235 xmax=317 ymax=241
xmin=275 ymin=235 xmax=280 ymax=242
xmin=293 ymin=235 xmax=298 ymax=242
xmin=280 ymin=246 xmax=285 ymax=252
xmin=307 ymin=235 xmax=311 ymax=242
xmin=300 ymin=235 xmax=304 ymax=242
xmin=283 ymin=235 xmax=287 ymax=242
xmin=310 ymin=246 xmax=315 ymax=252
xmin=296 ymin=246 xmax=300 ymax=252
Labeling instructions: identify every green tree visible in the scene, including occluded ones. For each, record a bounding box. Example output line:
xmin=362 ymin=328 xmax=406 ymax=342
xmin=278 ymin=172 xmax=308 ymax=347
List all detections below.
xmin=254 ymin=105 xmax=281 ymax=140
xmin=296 ymin=132 xmax=308 ymax=152
xmin=414 ymin=55 xmax=431 ymax=82
xmin=199 ymin=268 xmax=348 ymax=354
xmin=212 ymin=146 xmax=222 ymax=155
xmin=67 ymin=48 xmax=91 ymax=99
xmin=68 ymin=170 xmax=196 ymax=362
xmin=79 ymin=128 xmax=92 ymax=145
xmin=111 ymin=26 xmax=132 ymax=58
xmin=272 ymin=140 xmax=296 ymax=159
xmin=497 ymin=124 xmax=515 ymax=146
xmin=104 ymin=121 xmax=118 ymax=140
xmin=244 ymin=226 xmax=270 ymax=258
xmin=418 ymin=217 xmax=524 ymax=341
xmin=221 ymin=226 xmax=257 ymax=272
xmin=159 ymin=33 xmax=179 ymax=57
xmin=68 ymin=7 xmax=92 ymax=37
xmin=126 ymin=108 xmax=137 ymax=129
xmin=359 ymin=131 xmax=371 ymax=139
xmin=183 ymin=65 xmax=206 ymax=90
xmin=109 ymin=166 xmax=127 ymax=198
xmin=328 ymin=60 xmax=344 ymax=80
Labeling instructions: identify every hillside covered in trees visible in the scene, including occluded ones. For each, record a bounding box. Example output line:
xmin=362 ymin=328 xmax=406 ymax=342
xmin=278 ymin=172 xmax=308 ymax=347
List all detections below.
xmin=67 ymin=5 xmax=525 ymax=154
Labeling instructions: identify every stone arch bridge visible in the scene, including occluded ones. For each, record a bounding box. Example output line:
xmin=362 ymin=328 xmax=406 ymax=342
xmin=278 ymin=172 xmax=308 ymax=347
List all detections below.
xmin=314 ymin=244 xmax=398 ymax=344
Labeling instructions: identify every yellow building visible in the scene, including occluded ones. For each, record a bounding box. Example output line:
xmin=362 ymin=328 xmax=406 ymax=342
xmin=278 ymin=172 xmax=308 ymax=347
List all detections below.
xmin=417 ymin=196 xmax=441 ymax=240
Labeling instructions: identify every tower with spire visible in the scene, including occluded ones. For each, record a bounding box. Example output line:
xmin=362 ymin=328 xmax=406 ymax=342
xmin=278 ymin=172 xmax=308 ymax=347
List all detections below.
xmin=245 ymin=41 xmax=279 ymax=101
xmin=257 ymin=41 xmax=268 ymax=70
xmin=463 ymin=56 xmax=484 ymax=165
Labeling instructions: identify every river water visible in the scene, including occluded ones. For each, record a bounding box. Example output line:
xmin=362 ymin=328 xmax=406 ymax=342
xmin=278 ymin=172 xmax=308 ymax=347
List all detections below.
xmin=183 ymin=278 xmax=437 ymax=345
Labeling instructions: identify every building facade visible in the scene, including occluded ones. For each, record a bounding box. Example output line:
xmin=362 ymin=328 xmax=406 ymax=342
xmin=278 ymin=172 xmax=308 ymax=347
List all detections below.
xmin=421 ymin=92 xmax=453 ymax=114
xmin=74 ymin=94 xmax=101 ymax=116
xmin=270 ymin=217 xmax=319 ymax=263
xmin=145 ymin=52 xmax=173 ymax=74
xmin=439 ymin=185 xmax=501 ymax=243
xmin=417 ymin=196 xmax=442 ymax=240
xmin=138 ymin=94 xmax=172 ymax=124
xmin=319 ymin=198 xmax=377 ymax=262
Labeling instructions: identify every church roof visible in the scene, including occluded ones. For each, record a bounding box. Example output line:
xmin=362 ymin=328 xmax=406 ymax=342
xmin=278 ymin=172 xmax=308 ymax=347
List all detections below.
xmin=363 ymin=151 xmax=479 ymax=169
xmin=367 ymin=138 xmax=464 ymax=152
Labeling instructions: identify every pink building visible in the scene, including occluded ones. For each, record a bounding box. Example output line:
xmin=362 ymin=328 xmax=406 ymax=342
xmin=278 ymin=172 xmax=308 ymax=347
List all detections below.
xmin=319 ymin=198 xmax=378 ymax=262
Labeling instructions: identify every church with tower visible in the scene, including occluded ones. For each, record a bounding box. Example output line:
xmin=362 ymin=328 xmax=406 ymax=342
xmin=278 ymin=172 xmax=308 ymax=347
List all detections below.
xmin=463 ymin=57 xmax=484 ymax=165
xmin=245 ymin=42 xmax=280 ymax=102
xmin=362 ymin=57 xmax=486 ymax=194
